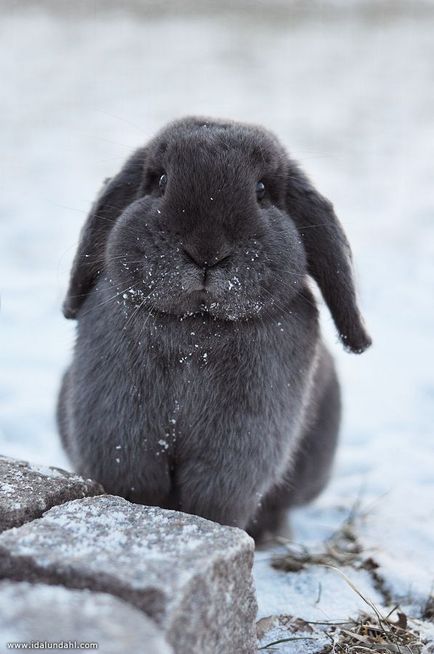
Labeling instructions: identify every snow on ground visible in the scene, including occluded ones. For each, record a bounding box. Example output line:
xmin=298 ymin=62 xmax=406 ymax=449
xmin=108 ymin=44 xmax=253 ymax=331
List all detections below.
xmin=0 ymin=4 xmax=433 ymax=651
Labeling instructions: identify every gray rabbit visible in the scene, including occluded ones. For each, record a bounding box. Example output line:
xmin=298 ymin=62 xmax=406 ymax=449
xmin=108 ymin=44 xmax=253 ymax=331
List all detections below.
xmin=58 ymin=117 xmax=371 ymax=541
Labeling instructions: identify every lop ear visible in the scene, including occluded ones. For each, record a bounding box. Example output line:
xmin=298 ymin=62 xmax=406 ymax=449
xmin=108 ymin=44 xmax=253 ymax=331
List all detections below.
xmin=63 ymin=147 xmax=147 ymax=319
xmin=286 ymin=161 xmax=371 ymax=353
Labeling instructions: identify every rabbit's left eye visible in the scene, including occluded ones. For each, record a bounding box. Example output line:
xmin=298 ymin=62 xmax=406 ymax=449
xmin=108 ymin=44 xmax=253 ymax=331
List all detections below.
xmin=256 ymin=181 xmax=265 ymax=201
xmin=159 ymin=174 xmax=168 ymax=194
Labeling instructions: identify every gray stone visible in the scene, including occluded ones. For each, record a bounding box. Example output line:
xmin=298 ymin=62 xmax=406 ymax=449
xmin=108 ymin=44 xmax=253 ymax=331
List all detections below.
xmin=0 ymin=455 xmax=104 ymax=532
xmin=0 ymin=495 xmax=257 ymax=654
xmin=0 ymin=580 xmax=173 ymax=654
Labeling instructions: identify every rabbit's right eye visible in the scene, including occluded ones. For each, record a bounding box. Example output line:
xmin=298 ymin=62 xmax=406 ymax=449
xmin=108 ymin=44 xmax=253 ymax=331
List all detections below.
xmin=159 ymin=174 xmax=168 ymax=194
xmin=256 ymin=180 xmax=266 ymax=201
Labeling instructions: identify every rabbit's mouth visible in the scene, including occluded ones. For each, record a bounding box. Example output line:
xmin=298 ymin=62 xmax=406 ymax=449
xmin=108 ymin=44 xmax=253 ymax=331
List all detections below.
xmin=188 ymin=289 xmax=210 ymax=305
xmin=173 ymin=286 xmax=264 ymax=322
xmin=172 ymin=287 xmax=227 ymax=319
xmin=183 ymin=288 xmax=215 ymax=314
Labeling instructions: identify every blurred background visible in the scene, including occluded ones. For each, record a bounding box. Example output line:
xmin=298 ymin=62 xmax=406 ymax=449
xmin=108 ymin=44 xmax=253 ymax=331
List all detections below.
xmin=0 ymin=0 xmax=433 ymax=631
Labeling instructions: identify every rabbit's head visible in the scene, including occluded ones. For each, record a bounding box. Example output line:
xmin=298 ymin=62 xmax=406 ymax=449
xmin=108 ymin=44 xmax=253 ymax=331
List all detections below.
xmin=64 ymin=117 xmax=371 ymax=353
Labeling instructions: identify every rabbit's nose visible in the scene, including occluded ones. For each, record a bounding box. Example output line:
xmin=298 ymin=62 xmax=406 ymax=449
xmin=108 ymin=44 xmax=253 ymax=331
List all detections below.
xmin=183 ymin=246 xmax=231 ymax=269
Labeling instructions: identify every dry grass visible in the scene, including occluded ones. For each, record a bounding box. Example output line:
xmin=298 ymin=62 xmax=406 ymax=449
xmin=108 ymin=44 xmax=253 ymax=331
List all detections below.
xmin=271 ymin=500 xmax=370 ymax=574
xmin=324 ymin=609 xmax=423 ymax=653
xmin=258 ymin=593 xmax=424 ymax=653
xmin=319 ymin=568 xmax=423 ymax=653
xmin=259 ymin=501 xmax=426 ymax=652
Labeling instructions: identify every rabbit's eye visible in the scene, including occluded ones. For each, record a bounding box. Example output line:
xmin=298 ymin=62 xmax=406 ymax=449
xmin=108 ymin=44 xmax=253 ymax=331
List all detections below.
xmin=159 ymin=174 xmax=168 ymax=194
xmin=256 ymin=181 xmax=265 ymax=201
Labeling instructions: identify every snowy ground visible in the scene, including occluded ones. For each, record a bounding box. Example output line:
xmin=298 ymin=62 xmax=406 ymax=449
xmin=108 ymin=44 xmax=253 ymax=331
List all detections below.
xmin=1 ymin=3 xmax=433 ymax=652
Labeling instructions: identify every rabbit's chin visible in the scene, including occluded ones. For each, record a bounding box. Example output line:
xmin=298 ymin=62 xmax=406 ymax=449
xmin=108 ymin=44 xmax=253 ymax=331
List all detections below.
xmin=158 ymin=291 xmax=267 ymax=323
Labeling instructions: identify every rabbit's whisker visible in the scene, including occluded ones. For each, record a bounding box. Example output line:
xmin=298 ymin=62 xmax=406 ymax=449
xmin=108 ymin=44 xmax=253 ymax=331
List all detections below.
xmin=77 ymin=281 xmax=138 ymax=318
xmin=296 ymin=222 xmax=339 ymax=230
xmin=122 ymin=284 xmax=161 ymax=333
xmin=273 ymin=276 xmax=318 ymax=310
xmin=95 ymin=109 xmax=145 ymax=133
xmin=135 ymin=303 xmax=158 ymax=346
xmin=258 ymin=285 xmax=309 ymax=329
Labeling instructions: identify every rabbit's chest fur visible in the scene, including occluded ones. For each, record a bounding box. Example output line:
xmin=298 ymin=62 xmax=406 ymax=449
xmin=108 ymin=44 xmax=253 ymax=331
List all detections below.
xmin=67 ymin=279 xmax=320 ymax=502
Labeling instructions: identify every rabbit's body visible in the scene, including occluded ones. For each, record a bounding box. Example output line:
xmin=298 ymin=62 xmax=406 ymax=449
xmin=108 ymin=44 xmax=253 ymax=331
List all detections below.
xmin=58 ymin=117 xmax=370 ymax=539
xmin=59 ymin=275 xmax=334 ymax=533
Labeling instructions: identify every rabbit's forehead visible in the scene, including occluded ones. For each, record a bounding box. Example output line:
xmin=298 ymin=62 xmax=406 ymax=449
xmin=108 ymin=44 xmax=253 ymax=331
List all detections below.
xmin=150 ymin=126 xmax=283 ymax=174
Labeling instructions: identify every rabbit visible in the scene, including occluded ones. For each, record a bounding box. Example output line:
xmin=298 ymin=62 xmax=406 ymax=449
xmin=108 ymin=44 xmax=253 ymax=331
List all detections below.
xmin=57 ymin=116 xmax=371 ymax=542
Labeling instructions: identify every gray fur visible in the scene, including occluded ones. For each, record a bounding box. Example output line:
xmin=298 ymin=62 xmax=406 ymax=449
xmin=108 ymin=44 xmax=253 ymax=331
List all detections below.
xmin=58 ymin=117 xmax=371 ymax=541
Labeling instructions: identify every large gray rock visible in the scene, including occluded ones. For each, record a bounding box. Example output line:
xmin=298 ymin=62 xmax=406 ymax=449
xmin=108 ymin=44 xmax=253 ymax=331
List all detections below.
xmin=0 ymin=580 xmax=172 ymax=654
xmin=0 ymin=495 xmax=257 ymax=654
xmin=0 ymin=455 xmax=103 ymax=532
